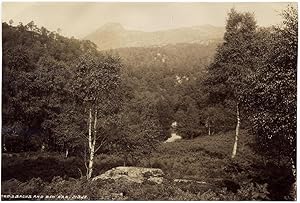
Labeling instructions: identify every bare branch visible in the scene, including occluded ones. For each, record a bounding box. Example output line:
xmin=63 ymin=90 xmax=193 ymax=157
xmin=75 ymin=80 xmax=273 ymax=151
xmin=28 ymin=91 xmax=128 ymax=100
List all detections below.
xmin=78 ymin=168 xmax=83 ymax=179
xmin=94 ymin=140 xmax=106 ymax=153
xmin=100 ymin=133 xmax=110 ymax=143
xmin=79 ymin=134 xmax=89 ymax=141
xmin=94 ymin=134 xmax=111 ymax=153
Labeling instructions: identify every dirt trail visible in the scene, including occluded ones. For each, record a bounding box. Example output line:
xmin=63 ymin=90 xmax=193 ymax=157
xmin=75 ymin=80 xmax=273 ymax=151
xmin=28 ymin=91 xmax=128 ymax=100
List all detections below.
xmin=164 ymin=132 xmax=182 ymax=143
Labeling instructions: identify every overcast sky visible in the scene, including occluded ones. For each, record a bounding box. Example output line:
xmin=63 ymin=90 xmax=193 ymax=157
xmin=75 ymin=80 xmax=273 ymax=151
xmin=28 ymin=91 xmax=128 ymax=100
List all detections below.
xmin=2 ymin=2 xmax=297 ymax=38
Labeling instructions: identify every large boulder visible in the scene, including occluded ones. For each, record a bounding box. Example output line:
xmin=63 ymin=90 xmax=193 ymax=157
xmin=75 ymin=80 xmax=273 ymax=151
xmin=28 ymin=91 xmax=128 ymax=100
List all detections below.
xmin=92 ymin=166 xmax=165 ymax=184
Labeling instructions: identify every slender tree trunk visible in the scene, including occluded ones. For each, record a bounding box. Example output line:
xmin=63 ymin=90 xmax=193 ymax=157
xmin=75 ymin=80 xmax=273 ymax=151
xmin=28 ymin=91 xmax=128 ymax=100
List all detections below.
xmin=65 ymin=148 xmax=69 ymax=158
xmin=87 ymin=108 xmax=93 ymax=180
xmin=87 ymin=109 xmax=97 ymax=180
xmin=208 ymin=124 xmax=211 ymax=136
xmin=231 ymin=103 xmax=240 ymax=159
xmin=88 ymin=108 xmax=92 ymax=149
xmin=41 ymin=143 xmax=45 ymax=152
xmin=87 ymin=144 xmax=95 ymax=179
xmin=123 ymin=155 xmax=127 ymax=166
xmin=93 ymin=110 xmax=97 ymax=140
xmin=148 ymin=158 xmax=152 ymax=168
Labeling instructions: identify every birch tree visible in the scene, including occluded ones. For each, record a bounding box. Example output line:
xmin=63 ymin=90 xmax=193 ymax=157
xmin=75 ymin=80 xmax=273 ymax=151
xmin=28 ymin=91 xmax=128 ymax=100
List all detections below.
xmin=204 ymin=9 xmax=257 ymax=158
xmin=70 ymin=53 xmax=122 ymax=180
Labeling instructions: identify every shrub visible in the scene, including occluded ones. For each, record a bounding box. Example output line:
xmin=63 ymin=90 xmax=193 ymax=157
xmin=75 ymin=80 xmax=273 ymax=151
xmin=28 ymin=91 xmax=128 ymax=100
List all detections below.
xmin=17 ymin=177 xmax=45 ymax=195
xmin=2 ymin=176 xmax=272 ymax=201
xmin=1 ymin=179 xmax=21 ymax=194
xmin=2 ymin=154 xmax=84 ymax=182
xmin=236 ymin=182 xmax=269 ymax=200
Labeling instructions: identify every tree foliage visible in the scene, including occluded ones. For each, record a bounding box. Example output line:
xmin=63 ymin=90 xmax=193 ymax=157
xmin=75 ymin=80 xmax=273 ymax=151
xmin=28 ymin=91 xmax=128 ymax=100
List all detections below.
xmin=243 ymin=5 xmax=297 ymax=163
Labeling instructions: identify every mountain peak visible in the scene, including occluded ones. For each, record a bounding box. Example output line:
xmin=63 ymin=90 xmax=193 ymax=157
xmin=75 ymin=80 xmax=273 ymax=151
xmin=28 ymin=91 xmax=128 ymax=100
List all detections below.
xmin=85 ymin=24 xmax=224 ymax=50
xmin=99 ymin=22 xmax=124 ymax=32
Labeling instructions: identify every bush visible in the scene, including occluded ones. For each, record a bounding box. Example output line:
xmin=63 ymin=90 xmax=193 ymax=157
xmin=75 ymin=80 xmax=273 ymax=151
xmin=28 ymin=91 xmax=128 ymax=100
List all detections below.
xmin=1 ymin=179 xmax=21 ymax=194
xmin=1 ymin=177 xmax=271 ymax=201
xmin=2 ymin=153 xmax=84 ymax=182
xmin=92 ymin=154 xmax=124 ymax=176
xmin=17 ymin=177 xmax=45 ymax=195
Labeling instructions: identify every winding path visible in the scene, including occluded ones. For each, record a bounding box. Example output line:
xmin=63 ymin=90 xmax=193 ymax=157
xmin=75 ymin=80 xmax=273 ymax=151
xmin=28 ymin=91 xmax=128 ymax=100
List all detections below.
xmin=164 ymin=132 xmax=182 ymax=143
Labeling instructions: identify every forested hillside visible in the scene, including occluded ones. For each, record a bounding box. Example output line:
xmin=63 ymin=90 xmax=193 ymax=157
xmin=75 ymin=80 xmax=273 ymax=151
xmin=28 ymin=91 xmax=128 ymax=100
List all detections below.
xmin=2 ymin=22 xmax=223 ymax=153
xmin=109 ymin=42 xmax=229 ymax=139
xmin=2 ymin=5 xmax=297 ymax=201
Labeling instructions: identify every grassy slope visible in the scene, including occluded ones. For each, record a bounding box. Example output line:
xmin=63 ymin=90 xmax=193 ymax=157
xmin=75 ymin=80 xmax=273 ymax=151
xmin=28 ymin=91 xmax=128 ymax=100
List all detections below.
xmin=144 ymin=129 xmax=258 ymax=184
xmin=142 ymin=130 xmax=293 ymax=200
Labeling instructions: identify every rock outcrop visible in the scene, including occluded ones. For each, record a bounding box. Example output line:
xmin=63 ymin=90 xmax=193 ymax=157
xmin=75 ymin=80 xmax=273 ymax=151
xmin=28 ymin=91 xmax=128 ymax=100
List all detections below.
xmin=92 ymin=166 xmax=165 ymax=184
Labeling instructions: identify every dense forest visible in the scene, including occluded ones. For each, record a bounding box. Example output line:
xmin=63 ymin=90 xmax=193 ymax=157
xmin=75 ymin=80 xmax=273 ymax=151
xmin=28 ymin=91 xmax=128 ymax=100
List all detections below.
xmin=1 ymin=5 xmax=297 ymax=201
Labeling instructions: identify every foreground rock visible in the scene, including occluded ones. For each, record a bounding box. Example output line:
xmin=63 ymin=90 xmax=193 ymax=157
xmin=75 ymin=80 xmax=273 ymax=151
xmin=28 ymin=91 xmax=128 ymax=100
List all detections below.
xmin=92 ymin=166 xmax=165 ymax=184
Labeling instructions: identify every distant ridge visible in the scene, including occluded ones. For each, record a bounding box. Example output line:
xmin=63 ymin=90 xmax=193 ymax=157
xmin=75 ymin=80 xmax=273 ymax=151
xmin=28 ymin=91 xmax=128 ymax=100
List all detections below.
xmin=84 ymin=23 xmax=224 ymax=50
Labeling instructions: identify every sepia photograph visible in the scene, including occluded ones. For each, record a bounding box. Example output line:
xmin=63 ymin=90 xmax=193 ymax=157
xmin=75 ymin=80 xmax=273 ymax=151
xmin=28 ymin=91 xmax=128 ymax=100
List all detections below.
xmin=1 ymin=1 xmax=298 ymax=201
